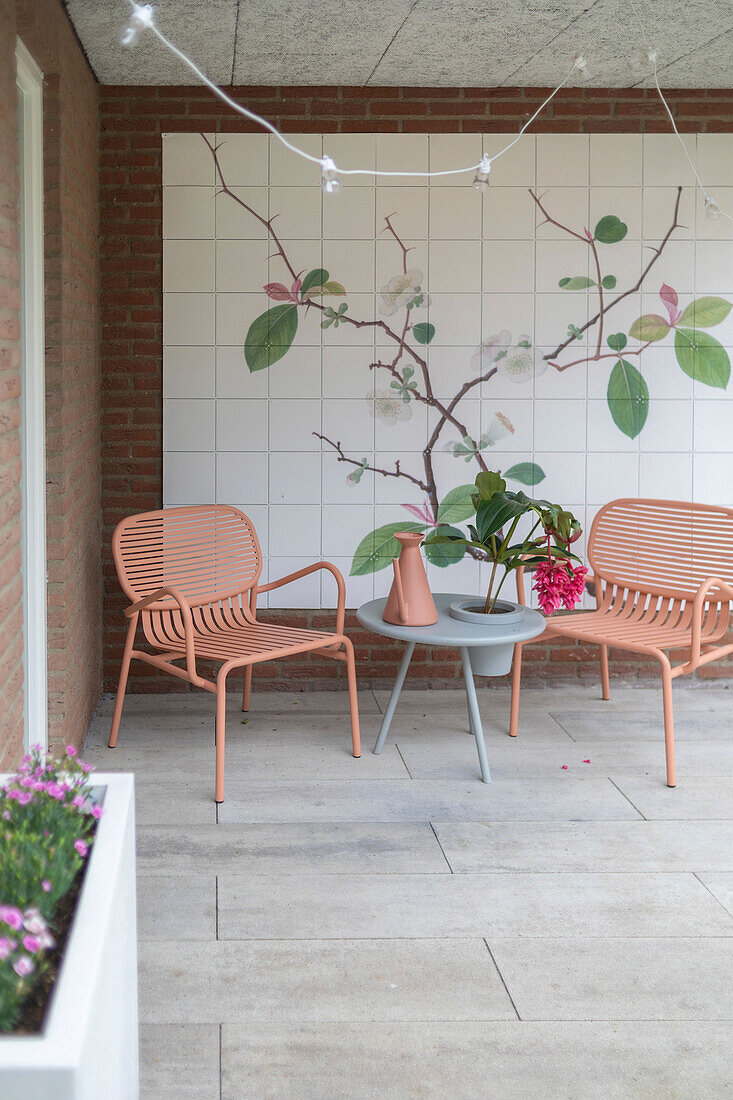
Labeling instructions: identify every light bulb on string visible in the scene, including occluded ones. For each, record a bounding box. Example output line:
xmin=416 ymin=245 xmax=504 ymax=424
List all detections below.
xmin=472 ymin=154 xmax=492 ymax=193
xmin=121 ymin=3 xmax=154 ymax=47
xmin=629 ymin=45 xmax=658 ymax=72
xmin=573 ymin=53 xmax=592 ymax=82
xmin=705 ymin=195 xmax=721 ymax=221
xmin=321 ymin=155 xmax=341 ymax=195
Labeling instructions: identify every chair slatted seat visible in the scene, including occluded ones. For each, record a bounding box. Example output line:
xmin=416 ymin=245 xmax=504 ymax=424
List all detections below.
xmin=510 ymin=499 xmax=733 ymax=786
xmin=109 ymin=505 xmax=360 ymax=802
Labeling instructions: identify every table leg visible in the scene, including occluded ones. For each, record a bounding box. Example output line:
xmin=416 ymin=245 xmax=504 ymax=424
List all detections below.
xmin=373 ymin=641 xmax=415 ymax=755
xmin=460 ymin=647 xmax=491 ymax=783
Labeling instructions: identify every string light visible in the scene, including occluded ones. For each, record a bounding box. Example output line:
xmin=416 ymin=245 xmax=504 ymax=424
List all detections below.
xmin=705 ymin=196 xmax=721 ymax=221
xmin=573 ymin=53 xmax=592 ymax=82
xmin=472 ymin=154 xmax=492 ymax=193
xmin=120 ymin=1 xmax=583 ymax=187
xmin=321 ymin=155 xmax=341 ymax=195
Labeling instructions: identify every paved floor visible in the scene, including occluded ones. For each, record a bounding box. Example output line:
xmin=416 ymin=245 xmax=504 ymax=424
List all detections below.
xmin=85 ymin=682 xmax=733 ymax=1099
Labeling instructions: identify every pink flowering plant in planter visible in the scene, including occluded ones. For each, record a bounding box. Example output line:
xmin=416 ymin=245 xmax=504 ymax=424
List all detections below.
xmin=426 ymin=470 xmax=587 ymax=616
xmin=0 ymin=746 xmax=102 ymax=1032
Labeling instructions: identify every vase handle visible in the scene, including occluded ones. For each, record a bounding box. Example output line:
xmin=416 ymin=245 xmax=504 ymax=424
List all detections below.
xmin=391 ymin=558 xmax=408 ymax=623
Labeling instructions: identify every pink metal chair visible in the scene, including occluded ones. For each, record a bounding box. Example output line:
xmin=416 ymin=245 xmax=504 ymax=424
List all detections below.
xmin=108 ymin=505 xmax=361 ymax=802
xmin=510 ymin=499 xmax=733 ymax=787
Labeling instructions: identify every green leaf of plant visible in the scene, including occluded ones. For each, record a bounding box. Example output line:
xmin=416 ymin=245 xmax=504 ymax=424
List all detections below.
xmin=436 ymin=484 xmax=476 ymax=525
xmin=350 ymin=522 xmax=424 ymax=576
xmin=412 ymin=322 xmax=435 ymax=345
xmin=244 ymin=305 xmax=299 ymax=373
xmin=601 ymin=275 xmax=617 ymax=289
xmin=300 ymin=268 xmax=329 ymax=296
xmin=504 ymin=462 xmax=546 ymax=487
xmin=674 ymin=328 xmax=731 ymax=389
xmin=628 ymin=314 xmax=670 ymax=342
xmin=607 ymin=358 xmax=649 ymax=439
xmin=594 ymin=215 xmax=628 ymax=244
xmin=558 ymin=276 xmax=595 ymax=290
xmin=678 ymin=297 xmax=732 ymax=329
xmin=473 ymin=471 xmax=507 ymax=501
xmin=423 ymin=525 xmax=466 ymax=567
xmin=607 ymin=332 xmax=627 ymax=352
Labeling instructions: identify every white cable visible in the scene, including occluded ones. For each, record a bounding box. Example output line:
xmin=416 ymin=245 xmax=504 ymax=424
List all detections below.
xmin=121 ymin=1 xmax=585 ymax=182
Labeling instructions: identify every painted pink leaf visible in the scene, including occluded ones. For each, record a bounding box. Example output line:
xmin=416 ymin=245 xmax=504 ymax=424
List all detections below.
xmin=659 ymin=283 xmax=681 ymax=325
xmin=291 ymin=277 xmax=303 ymax=299
xmin=263 ymin=282 xmax=293 ymax=302
xmin=403 ymin=502 xmax=436 ymax=527
xmin=583 ymin=227 xmax=593 ymax=241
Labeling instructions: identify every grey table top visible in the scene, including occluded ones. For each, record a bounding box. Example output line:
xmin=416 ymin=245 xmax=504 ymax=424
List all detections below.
xmin=357 ymin=593 xmax=546 ymax=647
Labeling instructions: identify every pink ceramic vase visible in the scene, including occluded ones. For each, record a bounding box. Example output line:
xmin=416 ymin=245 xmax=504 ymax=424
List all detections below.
xmin=382 ymin=531 xmax=438 ymax=626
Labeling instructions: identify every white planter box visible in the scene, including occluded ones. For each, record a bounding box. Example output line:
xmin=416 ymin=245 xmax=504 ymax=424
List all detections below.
xmin=0 ymin=773 xmax=138 ymax=1099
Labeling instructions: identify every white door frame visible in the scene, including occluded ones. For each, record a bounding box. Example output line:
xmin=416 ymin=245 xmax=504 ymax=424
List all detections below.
xmin=16 ymin=39 xmax=47 ymax=752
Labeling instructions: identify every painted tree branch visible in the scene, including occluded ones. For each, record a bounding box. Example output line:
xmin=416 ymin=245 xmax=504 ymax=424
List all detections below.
xmin=314 ymin=434 xmax=429 ymax=492
xmin=529 ymin=186 xmax=683 ymax=364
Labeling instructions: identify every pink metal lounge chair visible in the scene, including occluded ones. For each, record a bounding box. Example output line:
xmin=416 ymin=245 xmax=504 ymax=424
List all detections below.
xmin=510 ymin=498 xmax=733 ymax=787
xmin=108 ymin=505 xmax=361 ymax=802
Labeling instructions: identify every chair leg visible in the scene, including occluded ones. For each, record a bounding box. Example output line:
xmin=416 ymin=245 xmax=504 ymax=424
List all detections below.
xmin=509 ymin=643 xmax=522 ymax=737
xmin=242 ymin=666 xmax=252 ymax=713
xmin=600 ymin=644 xmax=611 ymax=701
xmin=108 ymin=619 xmax=136 ymax=748
xmin=215 ymin=673 xmax=228 ymax=804
xmin=343 ymin=638 xmax=361 ymax=758
xmin=660 ymin=661 xmax=676 ymax=788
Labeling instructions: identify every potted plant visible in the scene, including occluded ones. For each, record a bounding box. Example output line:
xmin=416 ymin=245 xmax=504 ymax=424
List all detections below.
xmin=425 ymin=470 xmax=587 ymax=674
xmin=0 ymin=748 xmax=137 ymax=1099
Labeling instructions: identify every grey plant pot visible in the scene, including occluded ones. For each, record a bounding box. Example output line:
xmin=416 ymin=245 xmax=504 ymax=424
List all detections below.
xmin=448 ymin=598 xmax=529 ymax=676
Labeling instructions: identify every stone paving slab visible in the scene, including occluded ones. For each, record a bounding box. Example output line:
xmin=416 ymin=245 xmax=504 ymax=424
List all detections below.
xmin=554 ymin=709 xmax=732 ymax=741
xmin=137 ymin=875 xmax=217 ymax=940
xmin=138 ymin=938 xmax=516 ymax=1024
xmin=136 ymin=822 xmax=450 ymax=876
xmin=221 ymin=1020 xmax=732 ymax=1100
xmin=215 ymin=777 xmax=641 ymax=823
xmin=433 ymin=819 xmax=733 ymax=873
xmin=140 ymin=1023 xmax=219 ymax=1100
xmin=609 ymin=775 xmax=733 ymax=819
xmin=217 ymin=871 xmax=732 ymax=940
xmin=698 ymin=873 xmax=733 ymax=917
xmin=488 ymin=935 xmax=733 ymax=1020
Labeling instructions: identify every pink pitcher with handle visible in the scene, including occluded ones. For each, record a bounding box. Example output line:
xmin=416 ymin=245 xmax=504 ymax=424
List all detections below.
xmin=382 ymin=532 xmax=438 ymax=626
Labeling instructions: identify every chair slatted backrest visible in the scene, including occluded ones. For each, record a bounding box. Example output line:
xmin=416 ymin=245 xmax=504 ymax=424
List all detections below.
xmin=588 ymin=498 xmax=733 ymax=601
xmin=112 ymin=505 xmax=263 ymax=608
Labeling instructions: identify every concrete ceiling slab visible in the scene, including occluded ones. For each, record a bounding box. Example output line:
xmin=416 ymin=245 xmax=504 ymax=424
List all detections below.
xmin=65 ymin=0 xmax=733 ymax=86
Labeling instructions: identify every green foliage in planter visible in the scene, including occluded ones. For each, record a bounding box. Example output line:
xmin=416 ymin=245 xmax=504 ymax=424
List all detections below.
xmin=0 ymin=747 xmax=101 ymax=1033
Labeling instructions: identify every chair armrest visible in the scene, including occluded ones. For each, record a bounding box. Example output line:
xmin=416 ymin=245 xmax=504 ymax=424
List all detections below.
xmin=257 ymin=562 xmax=346 ymax=636
xmin=124 ymin=586 xmax=200 ymax=684
xmin=686 ymin=576 xmax=733 ymax=671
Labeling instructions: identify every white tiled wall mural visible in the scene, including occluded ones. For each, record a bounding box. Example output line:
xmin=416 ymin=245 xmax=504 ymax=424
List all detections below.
xmin=162 ymin=131 xmax=733 ymax=608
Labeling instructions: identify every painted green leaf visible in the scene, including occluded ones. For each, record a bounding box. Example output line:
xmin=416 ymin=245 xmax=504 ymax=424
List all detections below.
xmin=607 ymin=332 xmax=627 ymax=352
xmin=350 ymin=521 xmax=424 ymax=576
xmin=607 ymin=358 xmax=649 ymax=439
xmin=303 ymin=280 xmax=346 ymax=298
xmin=601 ymin=275 xmax=617 ymax=289
xmin=558 ymin=276 xmax=595 ymax=290
xmin=412 ymin=322 xmax=435 ymax=345
xmin=504 ymin=462 xmax=546 ymax=487
xmin=424 ymin=525 xmax=466 ymax=567
xmin=436 ymin=484 xmax=476 ymax=525
xmin=594 ymin=215 xmax=628 ymax=244
xmin=244 ymin=305 xmax=298 ymax=373
xmin=674 ymin=328 xmax=731 ymax=389
xmin=628 ymin=314 xmax=670 ymax=343
xmin=678 ymin=297 xmax=732 ymax=329
xmin=300 ymin=268 xmax=329 ymax=296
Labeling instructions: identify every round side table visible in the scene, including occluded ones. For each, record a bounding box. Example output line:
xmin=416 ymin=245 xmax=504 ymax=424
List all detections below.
xmin=357 ymin=592 xmax=545 ymax=783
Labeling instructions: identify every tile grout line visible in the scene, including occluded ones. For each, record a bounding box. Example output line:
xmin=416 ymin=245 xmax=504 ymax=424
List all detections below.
xmin=429 ymin=821 xmax=454 ymax=873
xmin=219 ymin=1022 xmax=223 ymax=1100
xmin=693 ymin=871 xmax=733 ymax=919
xmin=608 ymin=777 xmax=648 ymax=820
xmin=216 ymin=875 xmax=219 ymax=940
xmin=484 ymin=939 xmax=521 ymax=1020
xmin=394 ymin=743 xmax=413 ymax=778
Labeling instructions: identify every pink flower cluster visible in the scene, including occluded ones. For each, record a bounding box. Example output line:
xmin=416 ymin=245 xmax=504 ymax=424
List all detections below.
xmin=0 ymin=906 xmax=54 ymax=980
xmin=3 ymin=747 xmax=102 ymax=822
xmin=533 ymin=559 xmax=588 ymax=616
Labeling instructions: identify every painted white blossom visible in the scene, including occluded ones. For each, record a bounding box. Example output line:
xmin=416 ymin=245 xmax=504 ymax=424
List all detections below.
xmin=470 ymin=330 xmax=511 ymax=372
xmin=496 ymin=339 xmax=548 ymax=384
xmin=482 ymin=411 xmax=515 ymax=446
xmin=368 ymin=388 xmax=413 ymax=425
xmin=378 ymin=269 xmax=424 ymax=317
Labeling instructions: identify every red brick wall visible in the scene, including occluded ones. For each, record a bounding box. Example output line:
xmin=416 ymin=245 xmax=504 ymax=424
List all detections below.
xmin=99 ymin=85 xmax=733 ymax=694
xmin=0 ymin=0 xmax=101 ymax=768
